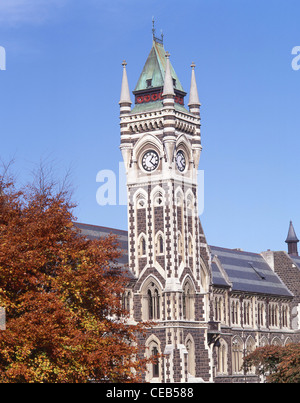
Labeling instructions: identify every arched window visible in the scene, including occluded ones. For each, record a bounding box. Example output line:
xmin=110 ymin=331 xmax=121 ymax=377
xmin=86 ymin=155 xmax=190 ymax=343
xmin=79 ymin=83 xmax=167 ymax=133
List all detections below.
xmin=271 ymin=337 xmax=282 ymax=346
xmin=146 ymin=283 xmax=161 ymax=320
xmin=231 ymin=300 xmax=240 ymax=326
xmin=243 ymin=300 xmax=252 ymax=326
xmin=183 ymin=281 xmax=194 ymax=320
xmin=155 ymin=233 xmax=164 ymax=255
xmin=186 ymin=337 xmax=195 ymax=377
xmin=282 ymin=304 xmax=289 ymax=328
xmin=214 ymin=296 xmax=223 ymax=322
xmin=257 ymin=302 xmax=265 ymax=327
xmin=122 ymin=291 xmax=131 ymax=313
xmin=139 ymin=235 xmax=147 ymax=257
xmin=217 ymin=338 xmax=228 ymax=375
xmin=178 ymin=233 xmax=183 ymax=256
xmin=186 ymin=193 xmax=193 ymax=212
xmin=152 ymin=345 xmax=159 ymax=378
xmin=260 ymin=336 xmax=268 ymax=347
xmin=200 ymin=262 xmax=209 ymax=293
xmin=145 ymin=336 xmax=161 ymax=382
xmin=269 ymin=303 xmax=279 ymax=327
xmin=232 ymin=337 xmax=243 ymax=374
xmin=188 ymin=235 xmax=193 ymax=256
xmin=245 ymin=337 xmax=256 ymax=373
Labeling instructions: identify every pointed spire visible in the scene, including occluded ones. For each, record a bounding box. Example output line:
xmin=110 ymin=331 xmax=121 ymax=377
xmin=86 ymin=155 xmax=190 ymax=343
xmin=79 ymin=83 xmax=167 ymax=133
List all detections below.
xmin=285 ymin=221 xmax=299 ymax=256
xmin=162 ymin=52 xmax=175 ymax=97
xmin=286 ymin=221 xmax=299 ymax=242
xmin=188 ymin=62 xmax=200 ymax=108
xmin=119 ymin=60 xmax=132 ymax=106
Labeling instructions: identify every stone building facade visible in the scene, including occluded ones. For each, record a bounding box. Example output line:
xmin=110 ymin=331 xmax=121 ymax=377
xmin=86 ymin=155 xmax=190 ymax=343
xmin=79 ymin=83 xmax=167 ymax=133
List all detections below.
xmin=77 ymin=33 xmax=300 ymax=383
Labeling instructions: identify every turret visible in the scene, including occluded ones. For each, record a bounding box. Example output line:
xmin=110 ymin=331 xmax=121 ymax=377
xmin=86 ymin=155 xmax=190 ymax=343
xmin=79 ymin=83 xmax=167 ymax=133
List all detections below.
xmin=285 ymin=220 xmax=299 ymax=256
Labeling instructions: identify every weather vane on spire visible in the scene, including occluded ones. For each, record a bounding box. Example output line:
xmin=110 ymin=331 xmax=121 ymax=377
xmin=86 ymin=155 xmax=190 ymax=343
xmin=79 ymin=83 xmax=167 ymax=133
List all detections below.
xmin=152 ymin=17 xmax=164 ymax=44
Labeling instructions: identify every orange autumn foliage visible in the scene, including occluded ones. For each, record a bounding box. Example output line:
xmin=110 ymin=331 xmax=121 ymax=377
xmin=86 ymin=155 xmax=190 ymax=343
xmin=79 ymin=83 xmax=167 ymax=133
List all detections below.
xmin=243 ymin=343 xmax=300 ymax=383
xmin=0 ymin=177 xmax=154 ymax=383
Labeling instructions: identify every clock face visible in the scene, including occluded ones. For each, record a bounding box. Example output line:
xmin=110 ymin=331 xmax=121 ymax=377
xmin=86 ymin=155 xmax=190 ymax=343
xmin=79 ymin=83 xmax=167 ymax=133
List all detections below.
xmin=142 ymin=150 xmax=159 ymax=172
xmin=176 ymin=150 xmax=186 ymax=172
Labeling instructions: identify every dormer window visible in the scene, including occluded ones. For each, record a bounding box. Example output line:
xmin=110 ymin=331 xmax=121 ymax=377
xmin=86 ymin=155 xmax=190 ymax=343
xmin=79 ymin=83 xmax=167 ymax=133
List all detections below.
xmin=146 ymin=79 xmax=152 ymax=88
xmin=172 ymin=78 xmax=176 ymax=88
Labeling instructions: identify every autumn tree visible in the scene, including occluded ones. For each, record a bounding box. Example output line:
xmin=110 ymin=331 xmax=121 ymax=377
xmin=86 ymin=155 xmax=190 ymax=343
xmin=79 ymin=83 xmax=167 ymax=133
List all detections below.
xmin=243 ymin=343 xmax=300 ymax=383
xmin=0 ymin=173 xmax=154 ymax=383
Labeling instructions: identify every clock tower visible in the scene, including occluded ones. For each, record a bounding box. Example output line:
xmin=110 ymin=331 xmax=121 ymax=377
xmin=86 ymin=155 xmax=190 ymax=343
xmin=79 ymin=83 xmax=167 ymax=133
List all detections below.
xmin=119 ymin=32 xmax=213 ymax=383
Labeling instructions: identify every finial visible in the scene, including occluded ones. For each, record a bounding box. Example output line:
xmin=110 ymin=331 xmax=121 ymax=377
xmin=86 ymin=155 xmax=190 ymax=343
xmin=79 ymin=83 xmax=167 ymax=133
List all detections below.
xmin=152 ymin=16 xmax=156 ymax=40
xmin=162 ymin=51 xmax=175 ymax=97
xmin=152 ymin=17 xmax=164 ymax=44
xmin=188 ymin=60 xmax=200 ymax=108
xmin=119 ymin=59 xmax=131 ymax=106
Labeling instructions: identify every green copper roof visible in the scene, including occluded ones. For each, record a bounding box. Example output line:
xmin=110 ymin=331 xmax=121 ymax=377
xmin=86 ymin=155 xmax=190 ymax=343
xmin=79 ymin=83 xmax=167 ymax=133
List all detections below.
xmin=133 ymin=40 xmax=185 ymax=93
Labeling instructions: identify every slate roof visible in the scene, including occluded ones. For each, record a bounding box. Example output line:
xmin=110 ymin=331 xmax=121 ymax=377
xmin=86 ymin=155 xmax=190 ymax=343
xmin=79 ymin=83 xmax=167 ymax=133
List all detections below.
xmin=290 ymin=255 xmax=300 ymax=270
xmin=74 ymin=223 xmax=292 ymax=298
xmin=210 ymin=246 xmax=293 ymax=297
xmin=74 ymin=222 xmax=129 ymax=266
xmin=211 ymin=261 xmax=231 ymax=288
xmin=133 ymin=39 xmax=185 ymax=93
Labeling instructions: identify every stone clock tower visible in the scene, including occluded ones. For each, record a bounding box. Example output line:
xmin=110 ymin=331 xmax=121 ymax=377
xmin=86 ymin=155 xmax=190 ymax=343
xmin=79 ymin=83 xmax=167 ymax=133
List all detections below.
xmin=119 ymin=32 xmax=213 ymax=383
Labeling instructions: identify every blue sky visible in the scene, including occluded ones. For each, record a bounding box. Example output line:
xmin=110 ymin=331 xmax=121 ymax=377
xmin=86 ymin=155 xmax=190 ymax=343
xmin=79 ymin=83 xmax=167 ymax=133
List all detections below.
xmin=0 ymin=0 xmax=300 ymax=253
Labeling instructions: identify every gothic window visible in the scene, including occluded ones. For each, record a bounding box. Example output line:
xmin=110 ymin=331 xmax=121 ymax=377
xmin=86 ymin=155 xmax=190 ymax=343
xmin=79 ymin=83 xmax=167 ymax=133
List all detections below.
xmin=245 ymin=337 xmax=256 ymax=373
xmin=139 ymin=235 xmax=147 ymax=257
xmin=257 ymin=302 xmax=265 ymax=327
xmin=217 ymin=339 xmax=228 ymax=375
xmin=271 ymin=337 xmax=282 ymax=346
xmin=183 ymin=281 xmax=194 ymax=320
xmin=187 ymin=194 xmax=193 ymax=210
xmin=175 ymin=190 xmax=184 ymax=234
xmin=232 ymin=337 xmax=243 ymax=374
xmin=122 ymin=291 xmax=131 ymax=313
xmin=269 ymin=303 xmax=279 ymax=327
xmin=188 ymin=235 xmax=193 ymax=256
xmin=200 ymin=262 xmax=209 ymax=293
xmin=260 ymin=337 xmax=268 ymax=347
xmin=282 ymin=304 xmax=289 ymax=328
xmin=178 ymin=233 xmax=183 ymax=256
xmin=145 ymin=336 xmax=161 ymax=382
xmin=155 ymin=233 xmax=164 ymax=255
xmin=214 ymin=296 xmax=223 ymax=322
xmin=186 ymin=337 xmax=195 ymax=377
xmin=231 ymin=300 xmax=240 ymax=326
xmin=175 ymin=192 xmax=183 ymax=207
xmin=152 ymin=346 xmax=159 ymax=377
xmin=243 ymin=300 xmax=252 ymax=326
xmin=284 ymin=337 xmax=293 ymax=346
xmin=146 ymin=283 xmax=161 ymax=320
